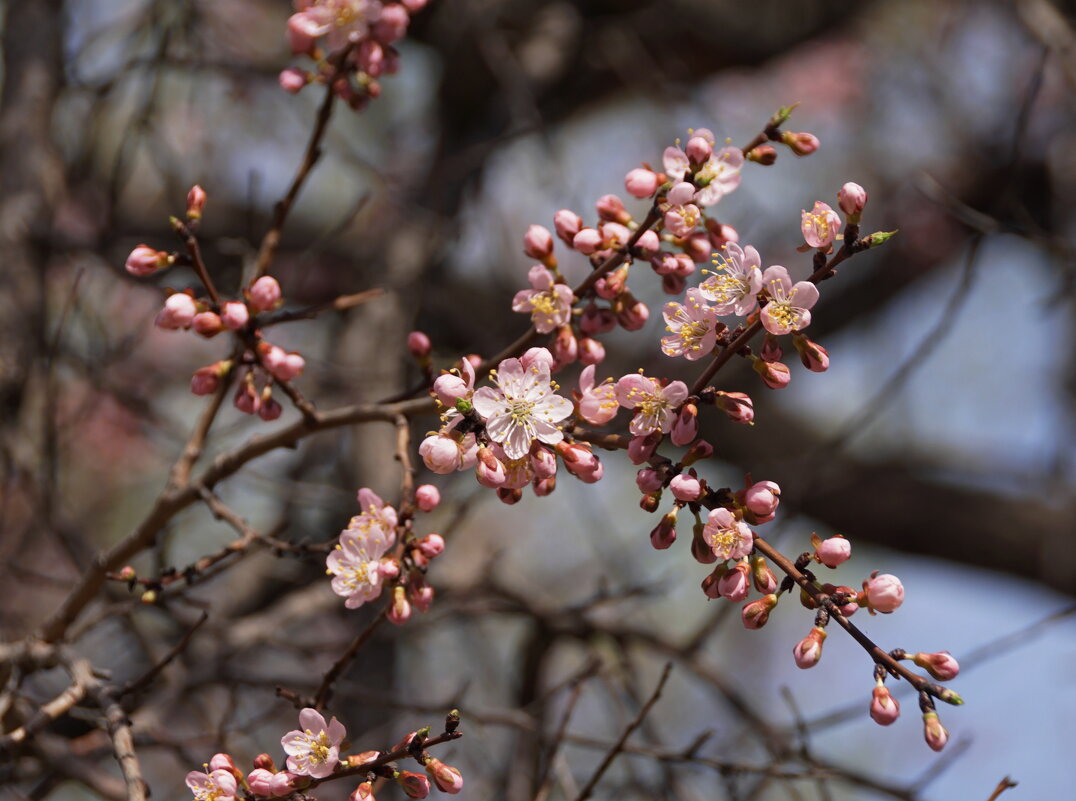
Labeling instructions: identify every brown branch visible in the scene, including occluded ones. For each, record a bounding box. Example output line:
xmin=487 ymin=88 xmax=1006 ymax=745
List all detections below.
xmin=533 ymin=661 xmax=601 ymax=801
xmin=119 ymin=611 xmax=208 ymax=698
xmin=260 ymin=288 xmax=385 ymax=327
xmin=571 ymin=662 xmax=672 ymax=801
xmin=985 ymin=776 xmax=1018 ymax=801
xmin=312 ymin=607 xmax=388 ymax=711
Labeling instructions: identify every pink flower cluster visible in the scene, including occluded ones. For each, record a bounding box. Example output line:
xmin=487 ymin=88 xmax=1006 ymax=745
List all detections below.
xmin=186 ymin=708 xmax=463 ymax=799
xmin=281 ymin=0 xmax=432 ymax=110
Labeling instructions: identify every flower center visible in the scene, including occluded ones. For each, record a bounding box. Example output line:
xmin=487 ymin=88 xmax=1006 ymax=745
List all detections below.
xmin=530 ymin=292 xmax=558 ymax=316
xmin=303 ymin=730 xmax=332 ymax=764
xmin=507 ymin=399 xmax=536 ymax=425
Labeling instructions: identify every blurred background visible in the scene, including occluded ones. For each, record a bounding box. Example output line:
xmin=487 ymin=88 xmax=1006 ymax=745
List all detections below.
xmin=1 ymin=0 xmax=1074 ymax=799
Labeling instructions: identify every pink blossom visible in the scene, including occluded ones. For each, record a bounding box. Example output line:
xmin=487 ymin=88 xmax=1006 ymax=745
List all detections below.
xmin=693 ymin=146 xmax=744 ymax=206
xmin=475 ymin=446 xmax=508 ymax=488
xmin=635 ymin=468 xmax=663 ymax=494
xmin=185 ymin=769 xmax=237 ymax=801
xmin=838 ymin=182 xmax=868 ymax=221
xmin=155 ymin=293 xmax=197 ymax=330
xmin=186 ymin=185 xmax=207 ymax=221
xmin=248 ymin=276 xmax=283 ymax=312
xmin=288 ymin=0 xmax=384 ymax=52
xmin=794 ymin=334 xmax=830 ymax=372
xmin=922 ymin=712 xmax=949 ymax=752
xmin=407 ymin=330 xmax=431 ymax=360
xmin=556 ymin=441 xmax=603 ymax=483
xmin=759 ymin=266 xmax=819 ymax=335
xmin=616 ymin=300 xmax=649 ymax=331
xmin=814 ymin=535 xmax=851 ymax=568
xmin=624 ymin=168 xmax=659 ymax=199
xmin=472 ymin=354 xmax=574 ymax=460
xmin=281 ymin=708 xmax=346 ymax=778
xmin=793 ymin=626 xmax=827 ymax=669
xmin=432 ymin=358 xmax=475 ymax=406
xmin=662 ymin=145 xmax=690 ymax=183
xmin=664 ymin=202 xmax=701 ymax=238
xmin=870 ymin=683 xmax=900 ymax=726
xmin=714 ymin=390 xmax=754 ymax=424
xmin=742 ymin=594 xmax=778 ymax=629
xmin=743 ymin=480 xmax=781 ymax=519
xmin=578 ymin=336 xmax=605 ymax=365
xmin=782 ymin=130 xmax=820 ymax=156
xmin=373 ymin=4 xmax=408 ymax=42
xmin=396 ymin=771 xmax=431 ymax=799
xmin=801 ymin=201 xmax=842 ymax=249
xmin=327 ymin=491 xmax=396 ymax=609
xmin=220 ymin=301 xmax=249 ymax=331
xmin=125 ymin=244 xmax=169 ymax=276
xmin=424 ymin=759 xmax=463 ymax=794
xmin=523 ymin=225 xmax=554 ymax=260
xmin=669 ymin=473 xmax=701 ymax=501
xmin=650 ymin=511 xmax=677 ymax=550
xmin=553 ymin=209 xmax=582 ymax=245
xmin=415 ymin=484 xmax=440 ymax=512
xmin=596 ymin=194 xmax=630 ymax=224
xmin=912 ymin=651 xmax=960 ymax=681
xmin=863 ymin=572 xmax=904 ymax=613
xmin=718 ymin=562 xmax=751 ymax=602
xmin=615 ymin=374 xmax=688 ymax=435
xmin=661 ymin=289 xmax=718 ymax=360
xmin=703 ymin=507 xmax=754 ymax=560
xmin=419 ymin=429 xmax=478 ymax=474
xmin=576 ymin=364 xmax=618 ymax=426
xmin=670 ymin=403 xmax=699 ymax=446
xmin=698 ymin=242 xmax=763 ymax=316
xmin=192 ymin=312 xmax=223 ymax=338
xmin=752 ymin=358 xmax=791 ymax=389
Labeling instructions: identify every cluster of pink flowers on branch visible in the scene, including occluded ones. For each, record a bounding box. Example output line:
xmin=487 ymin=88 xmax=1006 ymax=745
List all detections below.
xmin=186 ymin=708 xmax=463 ymax=800
xmin=281 ymin=0 xmax=432 ymax=109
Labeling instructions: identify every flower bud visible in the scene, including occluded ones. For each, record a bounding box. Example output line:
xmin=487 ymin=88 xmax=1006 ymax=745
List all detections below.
xmin=624 ymin=167 xmax=659 ymax=199
xmin=497 ymin=487 xmax=523 ymax=505
xmin=635 ymin=468 xmax=663 ymax=494
xmin=552 ymin=325 xmax=578 ymax=367
xmin=415 ymin=534 xmax=445 ymax=560
xmin=118 ymin=565 xmax=136 ymax=581
xmin=409 ymin=577 xmax=434 ymax=612
xmin=682 ymin=233 xmax=712 ymax=263
xmin=862 ymin=572 xmax=904 ymax=613
xmin=407 ymin=330 xmax=432 ymax=361
xmin=220 ymin=301 xmax=249 ymax=331
xmin=155 ymin=292 xmax=198 ymax=330
xmin=705 ymin=218 xmax=738 ymax=250
xmin=415 ymin=484 xmax=440 ymax=512
xmin=425 ymin=758 xmax=464 ymax=794
xmin=419 ymin=434 xmax=466 ymax=474
xmin=922 ymin=711 xmax=949 ymax=752
xmin=125 ymin=245 xmax=170 ymax=277
xmin=190 ymin=360 xmax=230 ymax=396
xmin=813 ymin=534 xmax=851 ymax=568
xmin=387 ymin=585 xmax=411 ymax=625
xmin=746 ymin=145 xmax=777 ymax=165
xmin=579 ymin=302 xmax=616 ymax=335
xmin=350 ymin=781 xmax=376 ymax=801
xmin=750 ymin=555 xmax=778 ymax=594
xmin=742 ymin=594 xmax=778 ymax=629
xmin=718 ymin=561 xmax=751 ymax=602
xmin=781 ymin=130 xmax=820 ymax=156
xmin=801 ymin=201 xmax=842 ymax=249
xmin=617 ymin=300 xmax=649 ymax=331
xmin=578 ymin=336 xmax=606 ymax=366
xmin=186 ymin=185 xmax=207 ymax=221
xmin=825 ymin=583 xmax=859 ymax=617
xmin=279 ymin=67 xmax=309 ymax=93
xmin=759 ymin=334 xmax=783 ymax=363
xmin=396 ymin=771 xmax=431 ymax=799
xmin=837 ymin=182 xmax=868 ymax=222
xmin=432 ymin=372 xmax=470 ymax=406
xmin=520 ymin=347 xmax=555 ymax=374
xmin=258 ymin=396 xmax=282 ymax=422
xmin=713 ymin=390 xmax=754 ymax=423
xmin=555 ymin=441 xmax=603 ymax=483
xmin=248 ymin=276 xmax=283 ymax=312
xmin=572 ymin=227 xmax=602 ymax=255
xmin=685 ymin=135 xmax=713 ymax=167
xmin=691 ymin=521 xmax=718 ymax=565
xmin=701 ymin=563 xmax=727 ymax=599
xmin=743 ymin=480 xmax=781 ymax=520
xmin=661 ymin=273 xmax=687 ymax=296
xmin=246 ymin=768 xmax=275 ymax=796
xmin=634 ymin=229 xmax=660 ymax=257
xmin=252 ymin=753 xmax=276 ymax=770
xmin=596 ymin=193 xmax=630 ymax=224
xmin=192 ymin=311 xmax=223 ymax=338
xmin=869 ymin=683 xmax=900 ymax=726
xmin=670 ymin=403 xmax=698 ymax=447
xmin=667 ymin=181 xmax=696 ymax=207
xmin=553 ymin=209 xmax=583 ymax=245
xmin=475 ymin=447 xmax=508 ymax=489
xmin=862 ymin=229 xmax=898 ymax=248
xmin=627 ymin=432 xmax=661 ymax=465
xmin=523 ymin=224 xmax=554 ymax=261
xmin=669 ymin=473 xmax=701 ymax=502
xmin=649 ymin=510 xmax=678 ymax=550
xmin=752 ymin=357 xmax=791 ymax=390
xmin=793 ymin=334 xmax=829 ymax=372
xmin=533 ymin=475 xmax=556 ymax=496
xmin=793 ymin=626 xmax=827 ymax=669
xmin=681 ymin=438 xmax=713 ymax=465
xmin=912 ymin=651 xmax=960 ymax=681
xmin=530 ymin=445 xmax=557 ymax=480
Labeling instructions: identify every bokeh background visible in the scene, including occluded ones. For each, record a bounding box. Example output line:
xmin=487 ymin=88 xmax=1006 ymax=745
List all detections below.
xmin=1 ymin=1 xmax=1074 ymax=800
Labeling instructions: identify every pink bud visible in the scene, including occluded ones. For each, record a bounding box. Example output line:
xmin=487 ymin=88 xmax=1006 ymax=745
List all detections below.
xmin=278 ymin=67 xmax=309 ymax=93
xmin=596 ymin=194 xmax=630 ymax=224
xmin=837 ymin=182 xmax=868 ymax=221
xmin=714 ymin=390 xmax=754 ymax=424
xmin=759 ymin=334 xmax=782 ymax=363
xmin=870 ymin=684 xmax=900 ymax=726
xmin=246 ymin=768 xmax=275 ymax=796
xmin=374 ymin=4 xmax=410 ymax=42
xmin=746 ymin=145 xmax=777 ymax=165
xmin=220 ymin=301 xmax=249 ymax=331
xmin=523 ymin=224 xmax=554 ymax=260
xmin=793 ymin=334 xmax=829 ymax=372
xmin=208 ymin=753 xmax=239 ymax=777
xmin=826 ymin=583 xmax=859 ymax=617
xmin=691 ymin=523 xmax=717 ymax=565
xmin=682 ymin=233 xmax=712 ymax=263
xmin=269 ymin=771 xmax=303 ymax=797
xmin=396 ymin=771 xmax=431 ymax=799
xmin=357 ymin=40 xmax=385 ymax=76
xmin=782 ymin=131 xmax=820 ymax=156
xmin=741 ymin=594 xmax=778 ymax=629
xmin=750 ymin=556 xmax=778 ymax=594
xmin=552 ymin=325 xmax=578 ymax=367
xmin=415 ymin=534 xmax=445 ymax=560
xmin=912 ymin=651 xmax=960 ymax=681
xmin=649 ymin=511 xmax=677 ymax=550
xmin=555 ymin=441 xmax=603 ymax=483
xmin=863 ymin=572 xmax=904 ymax=613
xmin=617 ymin=300 xmax=649 ymax=331
xmin=192 ymin=311 xmax=223 ymax=338
xmin=379 ymin=558 xmax=400 ymax=581
xmin=705 ymin=218 xmax=738 ymax=250
xmin=475 ymin=447 xmax=508 ymax=489
xmin=252 ymin=753 xmax=275 ymax=770
xmin=922 ymin=712 xmax=949 ymax=752
xmin=155 ymin=293 xmax=197 ymax=330
xmin=387 ymin=585 xmax=412 ymax=625
xmin=248 ymin=276 xmax=283 ymax=312
xmin=271 ymin=352 xmax=305 ymax=382
xmin=258 ymin=396 xmax=282 ymax=421
xmin=635 ymin=468 xmax=663 ymax=494
xmin=667 ymin=181 xmax=696 ymax=207
xmin=409 ymin=578 xmax=434 ymax=612
xmin=234 ymin=377 xmax=260 ymax=415
xmin=350 ymin=781 xmax=376 ymax=801
xmin=423 ymin=758 xmax=464 ymax=794
xmin=627 ymin=432 xmax=660 ymax=465
xmin=580 ymin=302 xmax=616 ymax=335
xmin=685 ymin=135 xmax=713 ymax=167
xmin=743 ymin=480 xmax=781 ymax=520
xmin=553 ymin=209 xmax=583 ymax=245
xmin=624 ymin=167 xmax=659 ymax=199
xmin=578 ymin=336 xmax=605 ymax=366
xmin=408 ymin=331 xmax=431 ymax=360
xmin=572 ymin=227 xmax=602 ymax=255
xmin=814 ymin=535 xmax=851 ymax=568
xmin=185 ymin=186 xmax=208 ymax=222
xmin=701 ymin=564 xmax=727 ymax=599
xmin=530 ymin=446 xmax=557 ymax=480
xmin=634 ymin=229 xmax=660 ymax=257
xmin=670 ymin=403 xmax=698 ymax=447
xmin=752 ymin=357 xmax=791 ymax=389
xmin=718 ymin=562 xmax=751 ymax=602
xmin=793 ymin=626 xmax=827 ymax=669
xmin=286 ymin=14 xmax=317 ymax=53
xmin=415 ymin=484 xmax=440 ymax=512
xmin=520 ymin=347 xmax=555 ymax=374
xmin=432 ymin=373 xmax=470 ymax=406
xmin=681 ymin=439 xmax=713 ymax=465
xmin=126 ymin=245 xmax=170 ymax=277
xmin=669 ymin=474 xmax=701 ymax=502
xmin=419 ymin=434 xmax=465 ymax=474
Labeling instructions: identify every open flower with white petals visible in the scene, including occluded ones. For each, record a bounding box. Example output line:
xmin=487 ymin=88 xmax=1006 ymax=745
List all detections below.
xmin=693 ymin=146 xmax=744 ymax=206
xmin=661 ymin=288 xmax=719 ymax=360
xmin=703 ymin=508 xmax=754 ymax=560
xmin=327 ymin=495 xmax=395 ymax=609
xmin=615 ymin=374 xmax=689 ymax=436
xmin=281 ymin=707 xmax=346 ymax=779
xmin=512 ymin=265 xmax=574 ymax=334
xmin=760 ymin=266 xmax=819 ymax=335
xmin=472 ymin=351 xmax=574 ymax=460
xmin=698 ymin=243 xmax=763 ymax=316
xmin=185 ymin=769 xmax=237 ymax=801
xmin=290 ymin=0 xmax=383 ymax=51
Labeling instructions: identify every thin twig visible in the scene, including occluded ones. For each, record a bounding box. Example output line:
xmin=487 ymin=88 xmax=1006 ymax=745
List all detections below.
xmin=312 ymin=608 xmax=389 ymax=710
xmin=984 ymin=776 xmax=1018 ymax=801
xmin=119 ymin=612 xmax=208 ymax=698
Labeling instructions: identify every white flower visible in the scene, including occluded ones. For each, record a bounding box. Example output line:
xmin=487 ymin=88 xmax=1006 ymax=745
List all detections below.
xmin=661 ymin=288 xmax=720 ymax=360
xmin=512 ymin=265 xmax=574 ymax=334
xmin=615 ymin=374 xmax=689 ymax=436
xmin=281 ymin=707 xmax=346 ymax=779
xmin=759 ymin=265 xmax=819 ymax=335
xmin=326 ymin=489 xmax=395 ymax=609
xmin=471 ymin=350 xmax=574 ymax=460
xmin=698 ymin=242 xmax=763 ymax=316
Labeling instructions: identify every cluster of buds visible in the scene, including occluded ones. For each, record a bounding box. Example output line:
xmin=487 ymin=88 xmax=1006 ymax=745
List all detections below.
xmin=280 ymin=0 xmax=432 ymax=110
xmin=326 ymin=486 xmax=445 ymax=622
xmin=185 ymin=709 xmax=463 ymax=800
